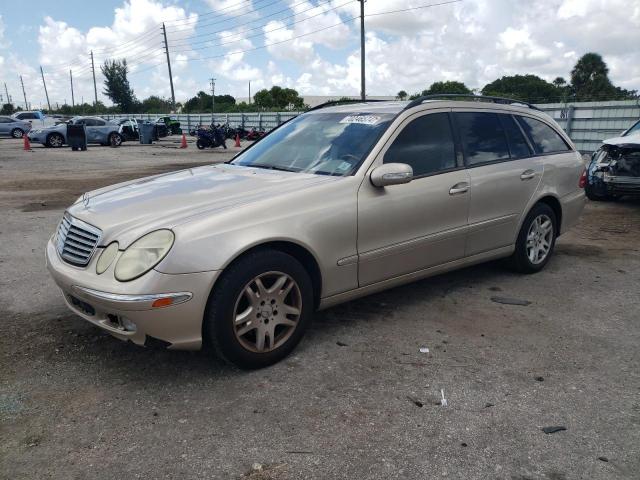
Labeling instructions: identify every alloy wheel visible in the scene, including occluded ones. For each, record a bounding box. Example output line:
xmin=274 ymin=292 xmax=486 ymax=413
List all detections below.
xmin=232 ymin=271 xmax=302 ymax=353
xmin=526 ymin=214 xmax=553 ymax=264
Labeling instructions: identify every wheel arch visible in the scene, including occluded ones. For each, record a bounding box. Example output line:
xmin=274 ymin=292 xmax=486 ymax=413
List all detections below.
xmin=217 ymin=240 xmax=323 ymax=309
xmin=535 ymin=195 xmax=563 ymax=235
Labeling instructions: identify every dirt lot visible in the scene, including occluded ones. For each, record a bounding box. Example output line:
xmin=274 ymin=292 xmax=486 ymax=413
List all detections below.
xmin=1 ymin=137 xmax=639 ymax=479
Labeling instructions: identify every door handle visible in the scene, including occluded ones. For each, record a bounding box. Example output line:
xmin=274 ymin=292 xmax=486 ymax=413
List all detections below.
xmin=520 ymin=169 xmax=536 ymax=180
xmin=449 ymin=182 xmax=469 ymax=195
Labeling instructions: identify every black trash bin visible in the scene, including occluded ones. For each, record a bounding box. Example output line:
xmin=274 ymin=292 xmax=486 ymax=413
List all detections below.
xmin=67 ymin=124 xmax=87 ymax=151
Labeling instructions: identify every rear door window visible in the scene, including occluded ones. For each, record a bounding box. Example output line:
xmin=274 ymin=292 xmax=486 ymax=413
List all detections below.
xmin=500 ymin=114 xmax=532 ymax=158
xmin=454 ymin=112 xmax=510 ymax=166
xmin=517 ymin=116 xmax=570 ymax=153
xmin=384 ymin=112 xmax=457 ymax=177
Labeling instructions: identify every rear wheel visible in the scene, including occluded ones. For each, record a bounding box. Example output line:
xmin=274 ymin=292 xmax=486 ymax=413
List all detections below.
xmin=509 ymin=203 xmax=557 ymax=273
xmin=46 ymin=133 xmax=64 ymax=148
xmin=11 ymin=128 xmax=24 ymax=139
xmin=108 ymin=132 xmax=122 ymax=147
xmin=204 ymin=249 xmax=313 ymax=369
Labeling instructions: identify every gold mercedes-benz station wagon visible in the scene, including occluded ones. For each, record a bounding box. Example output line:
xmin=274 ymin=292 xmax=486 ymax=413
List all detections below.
xmin=47 ymin=96 xmax=587 ymax=368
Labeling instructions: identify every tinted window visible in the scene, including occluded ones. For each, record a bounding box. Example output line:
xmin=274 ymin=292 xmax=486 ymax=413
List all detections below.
xmin=500 ymin=114 xmax=532 ymax=158
xmin=384 ymin=113 xmax=456 ymax=176
xmin=19 ymin=113 xmax=37 ymax=119
xmin=455 ymin=112 xmax=510 ymax=165
xmin=0 ymin=117 xmax=11 ymax=123
xmin=517 ymin=116 xmax=570 ymax=153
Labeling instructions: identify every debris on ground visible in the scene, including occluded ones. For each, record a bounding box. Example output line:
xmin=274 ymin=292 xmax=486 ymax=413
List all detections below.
xmin=407 ymin=396 xmax=424 ymax=408
xmin=336 ymin=341 xmax=348 ymax=347
xmin=485 ymin=402 xmax=495 ymax=408
xmin=542 ymin=426 xmax=567 ymax=434
xmin=419 ymin=346 xmax=429 ymax=353
xmin=598 ymin=456 xmax=609 ymax=462
xmin=241 ymin=463 xmax=287 ymax=479
xmin=490 ymin=296 xmax=532 ymax=306
xmin=440 ymin=389 xmax=448 ymax=407
xmin=535 ymin=376 xmax=545 ymax=382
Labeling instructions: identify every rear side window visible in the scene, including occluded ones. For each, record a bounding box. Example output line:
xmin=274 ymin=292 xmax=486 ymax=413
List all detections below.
xmin=500 ymin=114 xmax=532 ymax=158
xmin=384 ymin=112 xmax=456 ymax=177
xmin=517 ymin=116 xmax=570 ymax=153
xmin=455 ymin=112 xmax=510 ymax=165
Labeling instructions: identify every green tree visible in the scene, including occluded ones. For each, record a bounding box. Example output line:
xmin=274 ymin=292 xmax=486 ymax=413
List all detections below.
xmin=140 ymin=96 xmax=173 ymax=113
xmin=397 ymin=90 xmax=408 ymax=100
xmin=423 ymin=81 xmax=472 ymax=95
xmin=481 ymin=74 xmax=562 ymax=102
xmin=182 ymin=91 xmax=236 ymax=113
xmin=570 ymin=53 xmax=635 ymax=101
xmin=254 ymin=86 xmax=305 ymax=110
xmin=101 ymin=59 xmax=137 ymax=112
xmin=1 ymin=103 xmax=15 ymax=115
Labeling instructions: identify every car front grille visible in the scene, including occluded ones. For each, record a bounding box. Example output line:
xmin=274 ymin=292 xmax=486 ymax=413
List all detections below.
xmin=56 ymin=213 xmax=102 ymax=266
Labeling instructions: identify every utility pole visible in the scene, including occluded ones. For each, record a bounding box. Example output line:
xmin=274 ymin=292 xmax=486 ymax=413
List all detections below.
xmin=20 ymin=76 xmax=28 ymax=110
xmin=70 ymin=69 xmax=75 ymax=107
xmin=210 ymin=78 xmax=216 ymax=115
xmin=248 ymin=81 xmax=251 ymax=105
xmin=4 ymin=83 xmax=10 ymax=106
xmin=40 ymin=66 xmax=51 ymax=111
xmin=358 ymin=0 xmax=366 ymax=101
xmin=161 ymin=23 xmax=176 ymax=111
xmin=90 ymin=50 xmax=98 ymax=106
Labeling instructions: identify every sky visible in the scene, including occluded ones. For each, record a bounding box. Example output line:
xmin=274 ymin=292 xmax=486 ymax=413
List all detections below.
xmin=0 ymin=0 xmax=639 ymax=109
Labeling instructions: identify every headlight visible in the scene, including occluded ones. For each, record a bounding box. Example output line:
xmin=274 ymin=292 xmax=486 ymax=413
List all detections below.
xmin=114 ymin=230 xmax=174 ymax=282
xmin=96 ymin=242 xmax=119 ymax=274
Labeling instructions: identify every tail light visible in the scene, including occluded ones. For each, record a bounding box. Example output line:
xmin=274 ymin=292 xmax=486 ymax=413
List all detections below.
xmin=578 ymin=169 xmax=587 ymax=188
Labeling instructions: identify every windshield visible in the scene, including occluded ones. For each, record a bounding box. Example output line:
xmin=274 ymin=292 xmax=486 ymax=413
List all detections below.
xmin=623 ymin=120 xmax=640 ymax=137
xmin=231 ymin=112 xmax=394 ymax=176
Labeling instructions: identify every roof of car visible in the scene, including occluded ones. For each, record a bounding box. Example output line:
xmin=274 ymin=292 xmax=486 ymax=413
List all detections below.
xmin=310 ymin=96 xmax=542 ymax=115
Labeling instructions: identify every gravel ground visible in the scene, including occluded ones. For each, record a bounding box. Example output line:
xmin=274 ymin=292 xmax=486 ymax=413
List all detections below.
xmin=1 ymin=137 xmax=639 ymax=479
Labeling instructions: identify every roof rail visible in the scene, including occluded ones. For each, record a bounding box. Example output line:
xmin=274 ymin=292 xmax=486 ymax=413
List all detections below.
xmin=404 ymin=94 xmax=541 ymax=111
xmin=306 ymin=98 xmax=390 ymax=112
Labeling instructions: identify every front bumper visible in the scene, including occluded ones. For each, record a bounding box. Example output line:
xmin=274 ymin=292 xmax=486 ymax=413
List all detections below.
xmin=46 ymin=238 xmax=220 ymax=350
xmin=28 ymin=131 xmax=48 ymax=144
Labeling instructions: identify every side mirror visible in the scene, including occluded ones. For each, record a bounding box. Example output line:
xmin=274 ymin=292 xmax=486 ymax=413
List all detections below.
xmin=370 ymin=163 xmax=413 ymax=187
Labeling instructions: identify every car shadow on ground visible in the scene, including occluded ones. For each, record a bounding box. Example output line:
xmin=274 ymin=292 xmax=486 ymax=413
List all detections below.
xmin=23 ymin=259 xmax=521 ymax=385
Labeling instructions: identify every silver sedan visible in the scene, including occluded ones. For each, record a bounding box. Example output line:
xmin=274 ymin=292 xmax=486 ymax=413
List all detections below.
xmin=46 ymin=98 xmax=586 ymax=369
xmin=28 ymin=116 xmax=123 ymax=147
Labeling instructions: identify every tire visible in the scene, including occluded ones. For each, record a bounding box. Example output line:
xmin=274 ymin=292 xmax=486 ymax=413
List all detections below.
xmin=46 ymin=133 xmax=64 ymax=148
xmin=108 ymin=132 xmax=122 ymax=147
xmin=11 ymin=128 xmax=24 ymax=139
xmin=508 ymin=203 xmax=557 ymax=274
xmin=203 ymin=249 xmax=314 ymax=369
xmin=196 ymin=138 xmax=208 ymax=150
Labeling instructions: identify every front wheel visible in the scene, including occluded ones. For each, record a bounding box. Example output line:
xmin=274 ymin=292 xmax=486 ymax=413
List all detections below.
xmin=11 ymin=128 xmax=24 ymax=139
xmin=196 ymin=138 xmax=208 ymax=149
xmin=508 ymin=203 xmax=557 ymax=273
xmin=204 ymin=250 xmax=313 ymax=369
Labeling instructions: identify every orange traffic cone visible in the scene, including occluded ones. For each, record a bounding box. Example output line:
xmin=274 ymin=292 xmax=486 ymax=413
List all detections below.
xmin=23 ymin=134 xmax=31 ymax=151
xmin=234 ymin=133 xmax=241 ymax=147
xmin=180 ymin=133 xmax=187 ymax=149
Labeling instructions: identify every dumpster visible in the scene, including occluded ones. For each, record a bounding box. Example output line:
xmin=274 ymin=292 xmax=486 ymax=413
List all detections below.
xmin=139 ymin=122 xmax=155 ymax=144
xmin=67 ymin=124 xmax=87 ymax=151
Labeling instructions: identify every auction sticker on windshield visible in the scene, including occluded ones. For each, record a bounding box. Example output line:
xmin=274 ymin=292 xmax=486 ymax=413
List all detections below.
xmin=339 ymin=115 xmax=382 ymax=125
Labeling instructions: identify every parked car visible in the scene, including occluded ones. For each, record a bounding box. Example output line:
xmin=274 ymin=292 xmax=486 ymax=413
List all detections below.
xmin=585 ymin=120 xmax=640 ymax=200
xmin=11 ymin=110 xmax=55 ymax=128
xmin=118 ymin=118 xmax=140 ymax=141
xmin=46 ymin=96 xmax=586 ymax=369
xmin=28 ymin=116 xmax=123 ymax=148
xmin=0 ymin=115 xmax=32 ymax=138
xmin=155 ymin=116 xmax=182 ymax=135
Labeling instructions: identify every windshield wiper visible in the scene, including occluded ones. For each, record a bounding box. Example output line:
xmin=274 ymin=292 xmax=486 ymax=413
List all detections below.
xmin=249 ymin=164 xmax=298 ymax=173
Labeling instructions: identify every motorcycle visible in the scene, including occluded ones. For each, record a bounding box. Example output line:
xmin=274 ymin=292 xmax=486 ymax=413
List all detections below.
xmin=195 ymin=126 xmax=227 ymax=150
xmin=246 ymin=127 xmax=266 ymax=141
